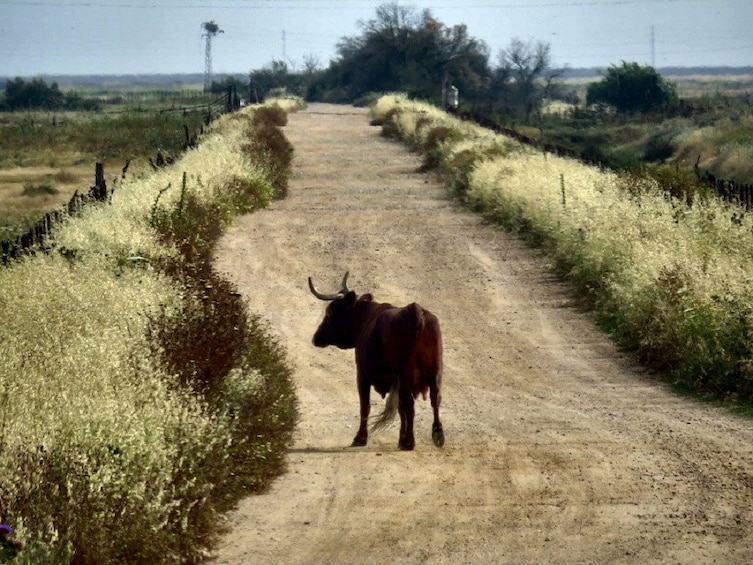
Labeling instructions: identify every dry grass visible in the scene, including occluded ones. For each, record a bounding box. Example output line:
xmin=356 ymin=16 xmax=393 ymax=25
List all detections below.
xmin=0 ymin=108 xmax=211 ymax=245
xmin=375 ymin=94 xmax=753 ymax=403
xmin=0 ymin=100 xmax=303 ymax=563
xmin=0 ymin=165 xmax=93 ymax=239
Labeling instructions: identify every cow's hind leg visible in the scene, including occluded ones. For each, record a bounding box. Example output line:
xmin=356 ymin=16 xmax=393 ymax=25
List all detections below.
xmin=430 ymin=385 xmax=444 ymax=448
xmin=398 ymin=393 xmax=415 ymax=451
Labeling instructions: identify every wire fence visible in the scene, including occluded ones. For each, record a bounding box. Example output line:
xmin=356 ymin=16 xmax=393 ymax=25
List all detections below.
xmin=453 ymin=108 xmax=753 ymax=210
xmin=1 ymin=86 xmax=241 ymax=265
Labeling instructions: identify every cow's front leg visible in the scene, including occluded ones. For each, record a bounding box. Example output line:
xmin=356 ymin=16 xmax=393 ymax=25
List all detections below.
xmin=398 ymin=392 xmax=415 ymax=451
xmin=352 ymin=376 xmax=370 ymax=446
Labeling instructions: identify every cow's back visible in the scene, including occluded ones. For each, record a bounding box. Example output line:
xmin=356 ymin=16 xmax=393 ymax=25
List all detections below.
xmin=355 ymin=300 xmax=442 ymax=398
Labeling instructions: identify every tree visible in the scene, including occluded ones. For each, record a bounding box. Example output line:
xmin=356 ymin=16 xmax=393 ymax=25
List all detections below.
xmin=426 ymin=19 xmax=491 ymax=101
xmin=586 ymin=61 xmax=678 ymax=113
xmin=249 ymin=60 xmax=308 ymax=100
xmin=3 ymin=77 xmax=64 ymax=110
xmin=314 ymin=2 xmax=491 ymax=102
xmin=302 ymin=54 xmax=321 ymax=75
xmin=494 ymin=38 xmax=563 ymax=121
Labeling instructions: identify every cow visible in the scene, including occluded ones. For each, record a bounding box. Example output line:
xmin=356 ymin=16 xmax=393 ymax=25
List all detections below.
xmin=308 ymin=272 xmax=444 ymax=451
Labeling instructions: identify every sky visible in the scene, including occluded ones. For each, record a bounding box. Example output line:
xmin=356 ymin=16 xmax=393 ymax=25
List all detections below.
xmin=0 ymin=0 xmax=751 ymax=77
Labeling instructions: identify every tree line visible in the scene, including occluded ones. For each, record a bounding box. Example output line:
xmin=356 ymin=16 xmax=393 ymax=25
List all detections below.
xmin=2 ymin=2 xmax=678 ymax=119
xmin=0 ymin=77 xmax=99 ymax=111
xmin=250 ymin=3 xmax=677 ymax=120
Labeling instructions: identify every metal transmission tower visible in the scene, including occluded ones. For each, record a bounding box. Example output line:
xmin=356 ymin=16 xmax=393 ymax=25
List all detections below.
xmin=202 ymin=20 xmax=223 ymax=92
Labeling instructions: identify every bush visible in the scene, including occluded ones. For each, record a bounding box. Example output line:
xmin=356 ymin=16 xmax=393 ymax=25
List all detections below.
xmin=375 ymin=106 xmax=403 ymax=138
xmin=21 ymin=182 xmax=59 ymax=197
xmin=586 ymin=61 xmax=678 ymax=113
xmin=252 ymin=105 xmax=288 ymax=128
xmin=244 ymin=112 xmax=294 ymax=199
xmin=643 ymin=131 xmax=675 ymax=163
xmin=420 ymin=125 xmax=462 ymax=171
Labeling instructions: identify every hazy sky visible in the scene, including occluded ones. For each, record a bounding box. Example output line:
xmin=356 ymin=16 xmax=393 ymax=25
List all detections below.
xmin=1 ymin=0 xmax=751 ymax=77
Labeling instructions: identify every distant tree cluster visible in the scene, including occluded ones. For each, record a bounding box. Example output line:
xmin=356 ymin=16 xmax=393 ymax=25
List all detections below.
xmin=310 ymin=4 xmax=492 ymax=104
xmin=586 ymin=62 xmax=678 ymax=113
xmin=246 ymin=2 xmax=678 ymax=121
xmin=251 ymin=3 xmax=568 ymax=120
xmin=249 ymin=60 xmax=310 ymax=103
xmin=1 ymin=77 xmax=99 ymax=111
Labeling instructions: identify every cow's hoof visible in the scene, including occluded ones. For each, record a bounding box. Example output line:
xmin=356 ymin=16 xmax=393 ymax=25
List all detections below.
xmin=351 ymin=436 xmax=368 ymax=447
xmin=432 ymin=428 xmax=445 ymax=448
xmin=398 ymin=440 xmax=415 ymax=451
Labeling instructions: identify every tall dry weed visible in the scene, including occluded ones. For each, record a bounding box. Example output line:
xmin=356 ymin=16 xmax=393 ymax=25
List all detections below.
xmin=1 ymin=101 xmax=300 ymax=563
xmin=374 ymin=94 xmax=753 ymax=403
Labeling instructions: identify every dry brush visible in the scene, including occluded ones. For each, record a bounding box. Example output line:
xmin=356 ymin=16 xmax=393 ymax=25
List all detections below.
xmin=0 ymin=100 xmax=303 ymax=563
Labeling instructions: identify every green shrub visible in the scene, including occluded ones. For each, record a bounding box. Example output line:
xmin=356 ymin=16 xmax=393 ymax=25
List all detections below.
xmin=353 ymin=92 xmax=382 ymax=108
xmin=643 ymin=131 xmax=675 ymax=163
xmin=420 ymin=125 xmax=462 ymax=171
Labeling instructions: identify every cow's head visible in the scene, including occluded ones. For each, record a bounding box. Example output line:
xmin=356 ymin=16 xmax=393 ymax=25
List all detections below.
xmin=309 ymin=272 xmax=366 ymax=350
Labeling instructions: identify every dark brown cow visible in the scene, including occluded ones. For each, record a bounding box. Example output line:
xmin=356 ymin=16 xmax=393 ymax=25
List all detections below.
xmin=309 ymin=272 xmax=444 ymax=451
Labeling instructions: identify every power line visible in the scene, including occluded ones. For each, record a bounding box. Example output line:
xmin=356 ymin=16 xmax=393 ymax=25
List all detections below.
xmin=1 ymin=0 xmax=709 ymax=7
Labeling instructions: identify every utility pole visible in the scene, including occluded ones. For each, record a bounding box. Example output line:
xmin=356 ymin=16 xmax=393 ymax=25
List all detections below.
xmin=202 ymin=20 xmax=224 ymax=92
xmin=650 ymin=25 xmax=655 ymax=67
xmin=282 ymin=30 xmax=287 ymax=62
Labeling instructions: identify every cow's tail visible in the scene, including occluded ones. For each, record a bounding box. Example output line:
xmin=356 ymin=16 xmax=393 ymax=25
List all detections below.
xmin=370 ymin=385 xmax=399 ymax=433
xmin=370 ymin=304 xmax=425 ymax=434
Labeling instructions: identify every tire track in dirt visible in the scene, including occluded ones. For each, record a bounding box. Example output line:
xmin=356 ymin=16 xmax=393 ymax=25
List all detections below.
xmin=213 ymin=104 xmax=753 ymax=564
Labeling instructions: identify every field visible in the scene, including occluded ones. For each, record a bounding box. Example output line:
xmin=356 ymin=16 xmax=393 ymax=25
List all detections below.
xmin=522 ymin=72 xmax=753 ymax=186
xmin=2 ymin=71 xmax=750 ymax=242
xmin=0 ymin=89 xmax=221 ymax=242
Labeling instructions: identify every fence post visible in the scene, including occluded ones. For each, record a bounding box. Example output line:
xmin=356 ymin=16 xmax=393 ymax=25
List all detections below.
xmin=93 ymin=162 xmax=107 ymax=201
xmin=95 ymin=163 xmax=104 ymax=188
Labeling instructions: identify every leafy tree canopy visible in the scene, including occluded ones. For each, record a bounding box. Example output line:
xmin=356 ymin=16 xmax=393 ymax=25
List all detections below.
xmin=4 ymin=77 xmax=64 ymax=110
xmin=586 ymin=61 xmax=678 ymax=113
xmin=322 ymin=2 xmax=491 ymax=101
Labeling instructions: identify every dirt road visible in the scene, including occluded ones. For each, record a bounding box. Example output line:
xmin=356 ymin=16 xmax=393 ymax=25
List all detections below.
xmin=213 ymin=104 xmax=753 ymax=564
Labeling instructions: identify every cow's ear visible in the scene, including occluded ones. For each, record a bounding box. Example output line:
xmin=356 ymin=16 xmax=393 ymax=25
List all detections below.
xmin=358 ymin=293 xmax=373 ymax=302
xmin=343 ymin=291 xmax=357 ymax=305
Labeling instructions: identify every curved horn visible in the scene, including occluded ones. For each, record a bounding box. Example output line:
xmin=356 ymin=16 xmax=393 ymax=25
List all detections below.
xmin=309 ymin=271 xmax=350 ymax=301
xmin=339 ymin=271 xmax=350 ymax=293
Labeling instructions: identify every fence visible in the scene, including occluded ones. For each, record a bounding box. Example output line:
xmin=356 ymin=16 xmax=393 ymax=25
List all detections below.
xmin=157 ymin=86 xmax=239 ymax=123
xmin=1 ymin=86 xmax=241 ymax=265
xmin=453 ymin=108 xmax=753 ymax=211
xmin=1 ymin=163 xmax=108 ymax=264
xmin=693 ymin=157 xmax=753 ymax=209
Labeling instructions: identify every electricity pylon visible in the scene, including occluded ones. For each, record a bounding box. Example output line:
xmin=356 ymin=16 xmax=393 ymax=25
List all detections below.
xmin=202 ymin=20 xmax=223 ymax=92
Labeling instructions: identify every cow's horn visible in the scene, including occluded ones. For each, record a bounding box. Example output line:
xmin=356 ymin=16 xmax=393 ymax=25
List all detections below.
xmin=309 ymin=271 xmax=350 ymax=301
xmin=339 ymin=271 xmax=350 ymax=293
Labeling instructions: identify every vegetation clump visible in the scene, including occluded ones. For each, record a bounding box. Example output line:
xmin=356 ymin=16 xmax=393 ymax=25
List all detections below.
xmin=1 ymin=78 xmax=99 ymax=111
xmin=586 ymin=62 xmax=679 ymax=114
xmin=0 ymin=100 xmax=303 ymax=563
